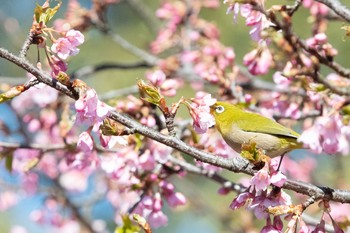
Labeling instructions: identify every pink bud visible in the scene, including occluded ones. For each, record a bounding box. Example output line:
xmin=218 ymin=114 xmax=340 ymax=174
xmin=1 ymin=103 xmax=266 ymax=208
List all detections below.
xmin=77 ymin=131 xmax=94 ymax=152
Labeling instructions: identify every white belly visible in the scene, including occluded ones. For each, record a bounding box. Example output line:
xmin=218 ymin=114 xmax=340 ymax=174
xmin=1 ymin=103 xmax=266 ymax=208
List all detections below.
xmin=223 ymin=125 xmax=286 ymax=158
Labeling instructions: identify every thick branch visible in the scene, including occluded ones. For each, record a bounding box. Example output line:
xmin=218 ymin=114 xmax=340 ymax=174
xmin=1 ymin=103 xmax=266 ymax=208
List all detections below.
xmin=0 ymin=47 xmax=78 ymax=99
xmin=1 ymin=47 xmax=350 ymax=204
xmin=108 ymin=111 xmax=350 ymax=203
xmin=315 ymin=0 xmax=350 ymax=23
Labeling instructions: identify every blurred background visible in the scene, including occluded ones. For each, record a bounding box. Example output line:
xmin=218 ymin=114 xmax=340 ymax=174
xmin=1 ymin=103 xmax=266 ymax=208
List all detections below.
xmin=1 ymin=0 xmax=350 ymax=232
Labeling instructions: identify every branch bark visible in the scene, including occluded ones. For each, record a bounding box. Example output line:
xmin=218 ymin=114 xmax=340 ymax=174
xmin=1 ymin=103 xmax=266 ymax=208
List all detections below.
xmin=1 ymin=46 xmax=350 ymax=205
xmin=315 ymin=0 xmax=350 ymax=23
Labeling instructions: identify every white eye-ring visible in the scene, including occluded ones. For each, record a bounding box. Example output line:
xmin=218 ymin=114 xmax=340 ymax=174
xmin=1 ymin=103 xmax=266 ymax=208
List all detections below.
xmin=215 ymin=105 xmax=225 ymax=113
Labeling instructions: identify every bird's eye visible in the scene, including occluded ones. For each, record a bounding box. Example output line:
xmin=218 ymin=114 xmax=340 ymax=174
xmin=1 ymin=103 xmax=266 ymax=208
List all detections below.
xmin=215 ymin=105 xmax=225 ymax=113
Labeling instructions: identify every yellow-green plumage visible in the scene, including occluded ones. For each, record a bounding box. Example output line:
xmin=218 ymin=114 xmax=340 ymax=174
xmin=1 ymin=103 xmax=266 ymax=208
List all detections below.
xmin=210 ymin=102 xmax=302 ymax=158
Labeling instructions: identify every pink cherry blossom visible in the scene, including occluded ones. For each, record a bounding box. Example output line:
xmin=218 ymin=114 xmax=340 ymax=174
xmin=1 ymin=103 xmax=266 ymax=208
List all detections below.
xmin=11 ymin=77 xmax=58 ymax=113
xmin=0 ymin=191 xmax=19 ymax=211
xmin=229 ymin=191 xmax=252 ymax=210
xmin=51 ymin=29 xmax=85 ymax=60
xmin=67 ymin=150 xmax=100 ymax=170
xmin=54 ymin=220 xmax=80 ymax=233
xmin=139 ymin=149 xmax=156 ymax=171
xmin=299 ymin=114 xmax=350 ymax=155
xmin=226 ymin=3 xmax=272 ymax=42
xmin=225 ymin=2 xmax=240 ymax=22
xmin=12 ymin=148 xmax=40 ymax=172
xmin=273 ymin=72 xmax=292 ymax=89
xmin=148 ymin=70 xmax=166 ymax=85
xmin=303 ymin=0 xmax=329 ymax=16
xmin=189 ymin=92 xmax=216 ymax=134
xmin=59 ymin=170 xmax=88 ymax=192
xmin=311 ymin=213 xmax=326 ymax=233
xmin=298 ymin=125 xmax=322 ymax=153
xmin=270 ymin=171 xmax=287 ymax=187
xmin=77 ymin=131 xmax=94 ymax=152
xmin=50 ymin=56 xmax=68 ymax=77
xmin=75 ymin=88 xmax=111 ymax=127
xmin=243 ymin=46 xmax=273 ymax=75
xmin=146 ymin=70 xmax=180 ymax=97
xmin=197 ymin=132 xmax=238 ymax=172
xmin=249 ymin=195 xmax=274 ymax=219
xmin=22 ymin=172 xmax=39 ymax=195
xmin=281 ymin=157 xmax=316 ymax=182
xmin=65 ymin=29 xmax=84 ymax=46
xmin=10 ymin=226 xmax=27 ymax=233
xmin=285 ymin=214 xmax=310 ymax=233
xmin=51 ymin=38 xmax=74 ymax=60
xmin=99 ymin=134 xmax=128 ymax=149
xmin=247 ymin=159 xmax=276 ymax=191
xmin=160 ymin=181 xmax=186 ymax=207
xmin=190 ymin=105 xmax=216 ymax=134
xmin=250 ymin=165 xmax=270 ymax=191
xmin=133 ymin=194 xmax=168 ymax=228
xmin=261 ymin=217 xmax=283 ymax=233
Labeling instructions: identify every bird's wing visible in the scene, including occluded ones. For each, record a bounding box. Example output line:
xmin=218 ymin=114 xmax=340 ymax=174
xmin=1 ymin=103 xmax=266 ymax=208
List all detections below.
xmin=236 ymin=112 xmax=299 ymax=139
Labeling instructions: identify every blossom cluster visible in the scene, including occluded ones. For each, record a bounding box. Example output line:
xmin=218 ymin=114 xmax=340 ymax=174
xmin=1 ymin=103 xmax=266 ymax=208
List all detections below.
xmin=2 ymin=0 xmax=350 ymax=232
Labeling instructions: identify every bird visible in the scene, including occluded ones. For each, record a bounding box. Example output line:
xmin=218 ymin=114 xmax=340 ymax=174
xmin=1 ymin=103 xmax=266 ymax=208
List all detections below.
xmin=210 ymin=101 xmax=303 ymax=158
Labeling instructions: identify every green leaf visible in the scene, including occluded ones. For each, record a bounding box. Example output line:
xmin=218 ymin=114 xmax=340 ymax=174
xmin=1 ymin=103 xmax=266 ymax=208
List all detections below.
xmin=0 ymin=95 xmax=12 ymax=104
xmin=5 ymin=155 xmax=13 ymax=173
xmin=240 ymin=142 xmax=261 ymax=162
xmin=34 ymin=0 xmax=62 ymax=24
xmin=137 ymin=80 xmax=163 ymax=106
xmin=133 ymin=214 xmax=152 ymax=233
xmin=0 ymin=149 xmax=15 ymax=173
xmin=115 ymin=215 xmax=140 ymax=233
xmin=0 ymin=85 xmax=25 ymax=104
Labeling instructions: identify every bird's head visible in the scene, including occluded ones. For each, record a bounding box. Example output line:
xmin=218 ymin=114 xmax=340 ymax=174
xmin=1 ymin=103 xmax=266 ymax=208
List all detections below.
xmin=210 ymin=101 xmax=235 ymax=124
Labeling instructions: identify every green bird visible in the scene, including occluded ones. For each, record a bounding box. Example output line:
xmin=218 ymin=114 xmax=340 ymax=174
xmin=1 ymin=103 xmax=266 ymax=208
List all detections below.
xmin=210 ymin=102 xmax=303 ymax=158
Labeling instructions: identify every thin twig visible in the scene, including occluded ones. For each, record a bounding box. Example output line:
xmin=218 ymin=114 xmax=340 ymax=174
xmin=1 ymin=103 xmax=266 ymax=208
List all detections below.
xmin=0 ymin=141 xmax=67 ymax=151
xmin=107 ymin=31 xmax=160 ymax=65
xmin=302 ymin=214 xmax=334 ymax=232
xmin=255 ymin=4 xmax=350 ymax=93
xmin=70 ymin=62 xmax=151 ymax=80
xmin=99 ymin=85 xmax=139 ymax=100
xmin=286 ymin=0 xmax=302 ymax=16
xmin=19 ymin=30 xmax=34 ymax=58
xmin=53 ymin=178 xmax=98 ymax=233
xmin=124 ymin=0 xmax=161 ymax=35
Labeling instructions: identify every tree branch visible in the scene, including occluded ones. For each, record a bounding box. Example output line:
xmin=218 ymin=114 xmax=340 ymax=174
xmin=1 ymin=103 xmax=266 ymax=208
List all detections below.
xmin=53 ymin=178 xmax=98 ymax=233
xmin=107 ymin=31 xmax=160 ymax=65
xmin=70 ymin=61 xmax=151 ymax=80
xmin=19 ymin=30 xmax=34 ymax=58
xmin=124 ymin=0 xmax=161 ymax=35
xmin=0 ymin=47 xmax=78 ymax=99
xmin=315 ymin=0 xmax=350 ymax=23
xmin=1 ymin=47 xmax=350 ymax=204
xmin=99 ymin=85 xmax=138 ymax=100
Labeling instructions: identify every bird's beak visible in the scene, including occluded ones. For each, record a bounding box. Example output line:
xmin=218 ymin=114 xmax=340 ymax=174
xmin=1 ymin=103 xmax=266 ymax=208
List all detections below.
xmin=209 ymin=104 xmax=216 ymax=114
